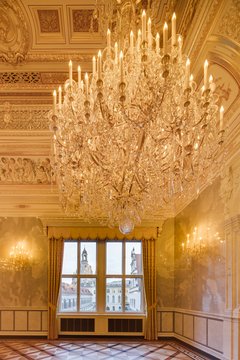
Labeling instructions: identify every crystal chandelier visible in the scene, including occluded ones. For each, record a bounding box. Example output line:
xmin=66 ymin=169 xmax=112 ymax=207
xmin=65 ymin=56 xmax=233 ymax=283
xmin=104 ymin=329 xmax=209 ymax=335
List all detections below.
xmin=50 ymin=8 xmax=225 ymax=234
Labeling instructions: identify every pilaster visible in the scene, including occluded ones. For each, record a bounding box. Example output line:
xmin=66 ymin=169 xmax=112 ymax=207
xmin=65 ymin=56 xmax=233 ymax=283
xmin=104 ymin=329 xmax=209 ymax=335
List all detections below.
xmin=223 ymin=215 xmax=240 ymax=360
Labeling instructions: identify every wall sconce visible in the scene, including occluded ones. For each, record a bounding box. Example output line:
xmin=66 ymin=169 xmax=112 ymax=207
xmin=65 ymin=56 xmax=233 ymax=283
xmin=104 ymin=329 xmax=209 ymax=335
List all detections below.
xmin=181 ymin=226 xmax=224 ymax=258
xmin=0 ymin=241 xmax=33 ymax=271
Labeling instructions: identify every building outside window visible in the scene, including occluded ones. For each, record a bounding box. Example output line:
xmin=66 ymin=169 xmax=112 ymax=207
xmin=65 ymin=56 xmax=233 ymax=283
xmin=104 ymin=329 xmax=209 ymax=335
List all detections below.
xmin=59 ymin=240 xmax=144 ymax=314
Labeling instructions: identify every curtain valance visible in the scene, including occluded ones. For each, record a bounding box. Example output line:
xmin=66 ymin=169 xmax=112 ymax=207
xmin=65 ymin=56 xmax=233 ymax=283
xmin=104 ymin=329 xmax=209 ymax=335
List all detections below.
xmin=47 ymin=226 xmax=157 ymax=240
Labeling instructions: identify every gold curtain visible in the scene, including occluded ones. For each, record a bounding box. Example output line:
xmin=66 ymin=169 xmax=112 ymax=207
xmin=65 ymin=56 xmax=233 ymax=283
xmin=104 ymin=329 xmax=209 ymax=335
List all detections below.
xmin=48 ymin=236 xmax=64 ymax=340
xmin=142 ymin=237 xmax=157 ymax=340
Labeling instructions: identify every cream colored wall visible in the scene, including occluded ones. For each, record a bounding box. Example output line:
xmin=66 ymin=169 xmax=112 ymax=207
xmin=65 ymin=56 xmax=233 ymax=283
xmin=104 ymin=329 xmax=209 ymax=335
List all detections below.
xmin=156 ymin=218 xmax=174 ymax=308
xmin=0 ymin=217 xmax=48 ymax=307
xmin=0 ymin=217 xmax=48 ymax=335
xmin=174 ymin=178 xmax=225 ymax=314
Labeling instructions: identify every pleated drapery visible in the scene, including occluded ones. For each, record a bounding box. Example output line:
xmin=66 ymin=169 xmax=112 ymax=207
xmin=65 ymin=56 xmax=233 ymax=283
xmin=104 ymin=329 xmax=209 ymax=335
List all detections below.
xmin=142 ymin=237 xmax=157 ymax=340
xmin=48 ymin=236 xmax=64 ymax=340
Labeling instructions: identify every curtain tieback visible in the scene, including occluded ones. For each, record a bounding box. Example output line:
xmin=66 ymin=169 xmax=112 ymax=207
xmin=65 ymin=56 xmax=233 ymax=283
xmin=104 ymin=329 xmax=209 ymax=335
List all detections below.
xmin=147 ymin=302 xmax=157 ymax=311
xmin=48 ymin=302 xmax=57 ymax=310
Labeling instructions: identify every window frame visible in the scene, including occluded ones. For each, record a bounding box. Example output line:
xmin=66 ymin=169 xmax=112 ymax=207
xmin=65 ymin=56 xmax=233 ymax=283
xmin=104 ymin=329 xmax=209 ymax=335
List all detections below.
xmin=105 ymin=240 xmax=144 ymax=313
xmin=58 ymin=239 xmax=144 ymax=315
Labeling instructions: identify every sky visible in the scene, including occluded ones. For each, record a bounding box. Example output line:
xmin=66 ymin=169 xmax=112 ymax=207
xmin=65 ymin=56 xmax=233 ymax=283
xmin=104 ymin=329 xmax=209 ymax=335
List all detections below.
xmin=62 ymin=241 xmax=141 ymax=276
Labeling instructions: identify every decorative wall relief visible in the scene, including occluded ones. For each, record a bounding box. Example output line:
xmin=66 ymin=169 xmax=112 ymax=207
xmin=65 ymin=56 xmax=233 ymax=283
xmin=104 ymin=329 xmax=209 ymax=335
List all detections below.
xmin=72 ymin=10 xmax=98 ymax=32
xmin=0 ymin=218 xmax=48 ymax=307
xmin=0 ymin=72 xmax=41 ymax=84
xmin=174 ymin=179 xmax=226 ymax=314
xmin=0 ymin=157 xmax=54 ymax=184
xmin=37 ymin=10 xmax=60 ymax=33
xmin=220 ymin=160 xmax=240 ymax=217
xmin=0 ymin=103 xmax=49 ymax=130
xmin=209 ymin=64 xmax=239 ymax=111
xmin=0 ymin=0 xmax=29 ymax=64
xmin=217 ymin=0 xmax=240 ymax=44
xmin=177 ymin=0 xmax=199 ymax=39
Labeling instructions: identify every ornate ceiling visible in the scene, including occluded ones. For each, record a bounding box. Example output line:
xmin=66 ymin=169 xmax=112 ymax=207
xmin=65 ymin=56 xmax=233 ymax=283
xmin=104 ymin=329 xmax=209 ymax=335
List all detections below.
xmin=0 ymin=0 xmax=239 ymax=226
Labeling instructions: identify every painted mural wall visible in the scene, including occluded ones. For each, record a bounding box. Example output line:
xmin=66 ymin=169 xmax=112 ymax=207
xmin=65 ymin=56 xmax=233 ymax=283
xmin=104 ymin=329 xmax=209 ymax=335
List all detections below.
xmin=174 ymin=178 xmax=226 ymax=314
xmin=0 ymin=217 xmax=48 ymax=307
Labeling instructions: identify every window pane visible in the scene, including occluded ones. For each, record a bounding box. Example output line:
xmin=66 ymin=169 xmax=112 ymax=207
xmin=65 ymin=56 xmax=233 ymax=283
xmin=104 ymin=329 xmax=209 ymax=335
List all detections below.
xmin=62 ymin=242 xmax=77 ymax=274
xmin=80 ymin=278 xmax=96 ymax=311
xmin=80 ymin=242 xmax=96 ymax=274
xmin=60 ymin=277 xmax=77 ymax=312
xmin=125 ymin=278 xmax=142 ymax=312
xmin=106 ymin=278 xmax=122 ymax=312
xmin=106 ymin=242 xmax=122 ymax=274
xmin=125 ymin=242 xmax=142 ymax=275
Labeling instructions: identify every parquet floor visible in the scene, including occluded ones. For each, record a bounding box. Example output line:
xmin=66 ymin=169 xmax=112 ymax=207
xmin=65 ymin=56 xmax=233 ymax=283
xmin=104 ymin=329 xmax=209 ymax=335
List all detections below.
xmin=0 ymin=340 xmax=214 ymax=359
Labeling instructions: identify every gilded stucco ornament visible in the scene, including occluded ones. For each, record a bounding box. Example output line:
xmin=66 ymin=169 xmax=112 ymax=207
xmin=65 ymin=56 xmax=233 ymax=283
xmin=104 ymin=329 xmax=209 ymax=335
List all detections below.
xmin=0 ymin=0 xmax=29 ymax=64
xmin=220 ymin=162 xmax=240 ymax=217
xmin=0 ymin=104 xmax=49 ymax=130
xmin=217 ymin=0 xmax=240 ymax=44
xmin=0 ymin=157 xmax=54 ymax=184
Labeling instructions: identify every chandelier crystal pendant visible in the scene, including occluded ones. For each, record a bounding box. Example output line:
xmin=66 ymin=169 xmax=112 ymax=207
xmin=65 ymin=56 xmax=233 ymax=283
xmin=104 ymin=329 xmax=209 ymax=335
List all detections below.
xmin=50 ymin=11 xmax=224 ymax=234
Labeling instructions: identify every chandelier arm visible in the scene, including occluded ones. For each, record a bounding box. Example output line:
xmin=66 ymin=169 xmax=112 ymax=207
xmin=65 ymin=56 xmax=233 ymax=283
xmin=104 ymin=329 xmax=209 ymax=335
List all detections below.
xmin=125 ymin=130 xmax=147 ymax=196
xmin=90 ymin=152 xmax=109 ymax=170
xmin=98 ymin=99 xmax=114 ymax=126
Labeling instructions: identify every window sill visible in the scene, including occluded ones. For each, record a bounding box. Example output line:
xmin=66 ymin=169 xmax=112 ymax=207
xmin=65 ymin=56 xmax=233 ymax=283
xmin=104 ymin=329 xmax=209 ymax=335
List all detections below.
xmin=57 ymin=312 xmax=146 ymax=317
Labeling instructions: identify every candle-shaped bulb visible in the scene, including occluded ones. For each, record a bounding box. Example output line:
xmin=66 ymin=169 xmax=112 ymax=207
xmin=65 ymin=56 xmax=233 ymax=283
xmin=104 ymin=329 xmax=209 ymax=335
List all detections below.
xmin=137 ymin=29 xmax=142 ymax=51
xmin=220 ymin=105 xmax=224 ymax=130
xmin=58 ymin=86 xmax=62 ymax=108
xmin=178 ymin=35 xmax=183 ymax=47
xmin=142 ymin=9 xmax=146 ymax=42
xmin=147 ymin=18 xmax=152 ymax=49
xmin=78 ymin=65 xmax=81 ymax=88
xmin=185 ymin=58 xmax=190 ymax=88
xmin=114 ymin=42 xmax=118 ymax=64
xmin=119 ymin=51 xmax=124 ymax=82
xmin=163 ymin=22 xmax=168 ymax=54
xmin=204 ymin=59 xmax=209 ymax=89
xmin=107 ymin=28 xmax=111 ymax=54
xmin=156 ymin=32 xmax=160 ymax=53
xmin=178 ymin=35 xmax=183 ymax=60
xmin=171 ymin=12 xmax=176 ymax=46
xmin=69 ymin=60 xmax=72 ymax=86
xmin=53 ymin=90 xmax=57 ymax=115
xmin=190 ymin=74 xmax=194 ymax=87
xmin=85 ymin=73 xmax=89 ymax=95
xmin=97 ymin=50 xmax=102 ymax=79
xmin=130 ymin=30 xmax=134 ymax=54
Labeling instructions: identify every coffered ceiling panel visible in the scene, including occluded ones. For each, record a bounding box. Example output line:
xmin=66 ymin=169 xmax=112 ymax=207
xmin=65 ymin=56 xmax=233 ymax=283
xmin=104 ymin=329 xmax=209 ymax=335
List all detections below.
xmin=29 ymin=6 xmax=66 ymax=45
xmin=21 ymin=0 xmax=104 ymax=51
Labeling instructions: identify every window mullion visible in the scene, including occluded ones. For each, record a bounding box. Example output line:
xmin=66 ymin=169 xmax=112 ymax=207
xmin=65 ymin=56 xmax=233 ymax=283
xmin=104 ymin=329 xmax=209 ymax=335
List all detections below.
xmin=122 ymin=241 xmax=125 ymax=312
xmin=77 ymin=241 xmax=80 ymax=312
